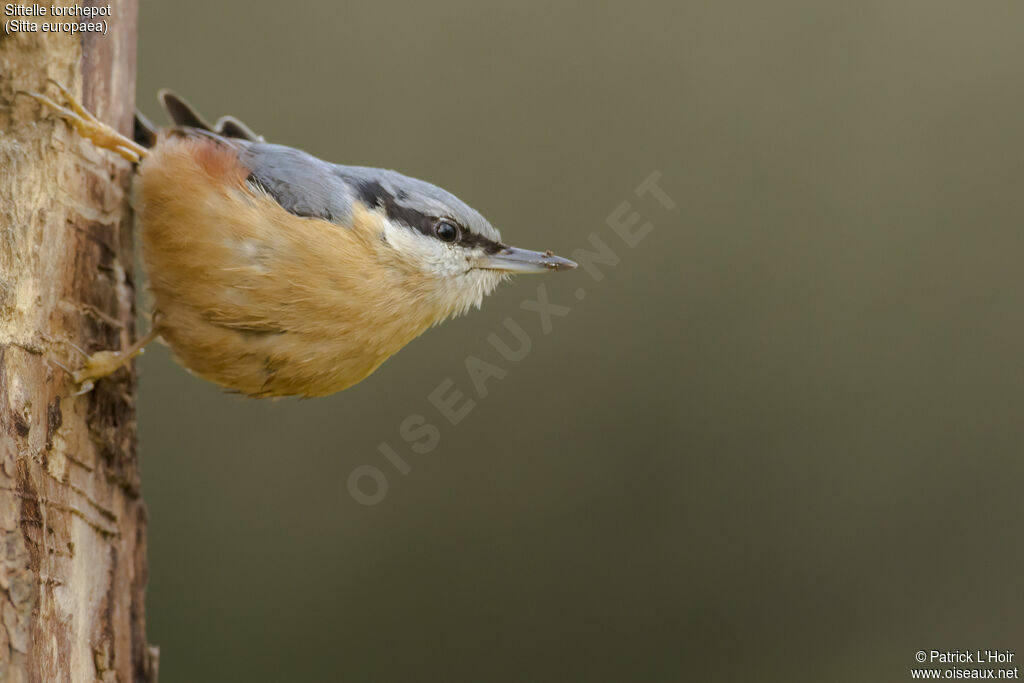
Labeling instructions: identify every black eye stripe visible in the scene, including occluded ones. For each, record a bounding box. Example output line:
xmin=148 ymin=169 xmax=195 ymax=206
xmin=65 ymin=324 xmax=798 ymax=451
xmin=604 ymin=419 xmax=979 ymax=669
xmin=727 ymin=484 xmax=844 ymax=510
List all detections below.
xmin=346 ymin=176 xmax=506 ymax=254
xmin=458 ymin=231 xmax=505 ymax=253
xmin=350 ymin=178 xmax=435 ymax=236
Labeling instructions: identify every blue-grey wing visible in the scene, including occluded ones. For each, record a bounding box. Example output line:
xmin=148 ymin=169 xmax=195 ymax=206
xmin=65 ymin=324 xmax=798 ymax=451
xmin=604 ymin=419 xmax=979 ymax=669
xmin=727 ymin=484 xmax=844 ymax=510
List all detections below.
xmin=238 ymin=142 xmax=359 ymax=224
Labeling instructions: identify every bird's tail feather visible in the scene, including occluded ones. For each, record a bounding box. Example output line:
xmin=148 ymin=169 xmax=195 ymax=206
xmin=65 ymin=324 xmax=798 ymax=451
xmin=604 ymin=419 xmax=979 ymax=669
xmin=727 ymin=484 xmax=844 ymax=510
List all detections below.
xmin=133 ymin=90 xmax=265 ymax=148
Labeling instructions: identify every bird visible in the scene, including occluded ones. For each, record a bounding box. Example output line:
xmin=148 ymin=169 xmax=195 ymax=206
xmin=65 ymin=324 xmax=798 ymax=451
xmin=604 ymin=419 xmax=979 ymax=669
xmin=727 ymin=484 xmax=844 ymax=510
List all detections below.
xmin=23 ymin=81 xmax=576 ymax=398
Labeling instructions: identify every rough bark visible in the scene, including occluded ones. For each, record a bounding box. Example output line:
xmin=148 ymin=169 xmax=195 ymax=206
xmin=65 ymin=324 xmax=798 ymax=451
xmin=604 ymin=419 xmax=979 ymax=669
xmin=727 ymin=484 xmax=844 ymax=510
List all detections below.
xmin=0 ymin=2 xmax=156 ymax=681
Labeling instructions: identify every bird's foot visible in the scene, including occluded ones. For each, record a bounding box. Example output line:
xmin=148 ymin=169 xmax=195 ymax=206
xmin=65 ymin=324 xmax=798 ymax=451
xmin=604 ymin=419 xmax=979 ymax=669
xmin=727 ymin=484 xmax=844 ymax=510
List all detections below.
xmin=19 ymin=79 xmax=148 ymax=163
xmin=50 ymin=328 xmax=161 ymax=395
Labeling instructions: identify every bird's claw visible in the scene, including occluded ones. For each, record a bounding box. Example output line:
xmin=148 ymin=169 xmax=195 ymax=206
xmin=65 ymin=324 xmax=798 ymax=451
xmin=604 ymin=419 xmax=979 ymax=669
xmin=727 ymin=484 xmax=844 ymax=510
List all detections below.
xmin=18 ymin=79 xmax=147 ymax=162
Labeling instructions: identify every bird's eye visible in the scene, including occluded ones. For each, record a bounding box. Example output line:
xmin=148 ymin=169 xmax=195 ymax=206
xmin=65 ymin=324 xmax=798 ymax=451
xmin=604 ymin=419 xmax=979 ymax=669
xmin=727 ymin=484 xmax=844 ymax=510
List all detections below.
xmin=434 ymin=220 xmax=460 ymax=243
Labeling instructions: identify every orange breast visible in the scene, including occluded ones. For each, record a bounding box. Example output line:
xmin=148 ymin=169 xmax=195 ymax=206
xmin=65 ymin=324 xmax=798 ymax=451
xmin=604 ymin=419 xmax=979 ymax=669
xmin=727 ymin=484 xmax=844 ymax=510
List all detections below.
xmin=136 ymin=136 xmax=438 ymax=397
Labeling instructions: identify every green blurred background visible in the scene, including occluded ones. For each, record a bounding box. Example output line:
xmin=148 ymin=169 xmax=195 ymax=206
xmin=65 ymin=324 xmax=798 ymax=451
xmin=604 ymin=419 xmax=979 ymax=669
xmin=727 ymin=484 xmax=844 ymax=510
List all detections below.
xmin=135 ymin=1 xmax=1024 ymax=681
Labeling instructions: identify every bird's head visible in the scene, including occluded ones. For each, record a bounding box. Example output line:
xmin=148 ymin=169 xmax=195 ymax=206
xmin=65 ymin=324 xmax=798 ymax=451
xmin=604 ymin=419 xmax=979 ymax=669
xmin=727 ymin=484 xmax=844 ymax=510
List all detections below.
xmin=342 ymin=168 xmax=576 ymax=321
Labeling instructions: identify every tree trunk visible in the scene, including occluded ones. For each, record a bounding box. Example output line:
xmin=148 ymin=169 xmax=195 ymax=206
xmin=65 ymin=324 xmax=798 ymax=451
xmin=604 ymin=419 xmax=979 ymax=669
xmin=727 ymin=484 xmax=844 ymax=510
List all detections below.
xmin=0 ymin=3 xmax=156 ymax=681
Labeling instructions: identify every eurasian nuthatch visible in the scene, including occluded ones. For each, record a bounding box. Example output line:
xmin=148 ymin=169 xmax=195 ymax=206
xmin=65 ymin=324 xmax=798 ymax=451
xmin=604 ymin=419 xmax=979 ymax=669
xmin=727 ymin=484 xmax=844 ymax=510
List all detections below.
xmin=25 ymin=81 xmax=576 ymax=397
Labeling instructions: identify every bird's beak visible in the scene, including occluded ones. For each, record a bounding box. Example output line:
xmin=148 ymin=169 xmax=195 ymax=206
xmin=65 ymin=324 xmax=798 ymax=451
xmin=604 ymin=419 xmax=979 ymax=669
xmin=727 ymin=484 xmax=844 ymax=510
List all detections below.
xmin=479 ymin=246 xmax=577 ymax=273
